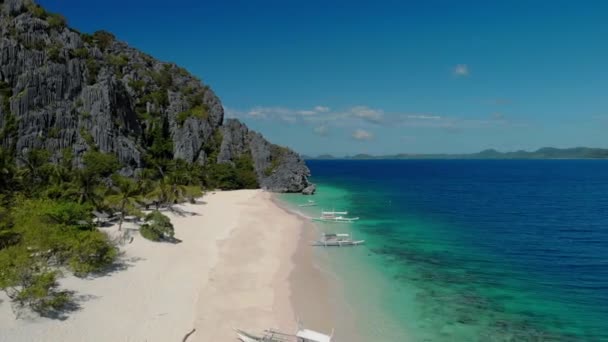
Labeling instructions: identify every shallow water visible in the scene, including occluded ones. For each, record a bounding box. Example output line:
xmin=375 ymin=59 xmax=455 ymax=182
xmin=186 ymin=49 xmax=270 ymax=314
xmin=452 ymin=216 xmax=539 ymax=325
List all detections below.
xmin=281 ymin=160 xmax=608 ymax=341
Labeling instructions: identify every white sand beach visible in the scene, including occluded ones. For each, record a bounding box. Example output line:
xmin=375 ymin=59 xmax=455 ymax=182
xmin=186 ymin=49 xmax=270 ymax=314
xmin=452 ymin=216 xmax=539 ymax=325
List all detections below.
xmin=0 ymin=190 xmax=329 ymax=342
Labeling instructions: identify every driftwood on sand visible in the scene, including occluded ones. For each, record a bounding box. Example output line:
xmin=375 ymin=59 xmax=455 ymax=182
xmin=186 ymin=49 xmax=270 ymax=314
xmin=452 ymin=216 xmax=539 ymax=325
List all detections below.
xmin=182 ymin=328 xmax=196 ymax=342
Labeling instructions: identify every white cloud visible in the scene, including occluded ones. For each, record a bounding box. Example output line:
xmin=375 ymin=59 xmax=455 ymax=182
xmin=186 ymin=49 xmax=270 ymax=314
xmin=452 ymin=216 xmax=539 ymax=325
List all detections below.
xmin=226 ymin=105 xmax=332 ymax=123
xmin=405 ymin=114 xmax=442 ymax=120
xmin=453 ymin=64 xmax=469 ymax=77
xmin=352 ymin=129 xmax=373 ymax=141
xmin=313 ymin=125 xmax=329 ymax=136
xmin=226 ymin=104 xmax=527 ymax=133
xmin=351 ymin=106 xmax=384 ymax=123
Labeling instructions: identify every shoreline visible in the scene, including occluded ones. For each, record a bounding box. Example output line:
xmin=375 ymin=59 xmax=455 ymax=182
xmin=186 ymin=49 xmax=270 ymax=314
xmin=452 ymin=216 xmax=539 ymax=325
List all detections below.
xmin=0 ymin=189 xmax=329 ymax=342
xmin=272 ymin=197 xmax=334 ymax=334
xmin=275 ymin=195 xmax=366 ymax=342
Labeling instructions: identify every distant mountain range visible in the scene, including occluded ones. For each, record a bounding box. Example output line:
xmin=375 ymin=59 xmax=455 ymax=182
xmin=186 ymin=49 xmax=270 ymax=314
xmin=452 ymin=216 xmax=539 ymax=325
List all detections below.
xmin=302 ymin=147 xmax=608 ymax=160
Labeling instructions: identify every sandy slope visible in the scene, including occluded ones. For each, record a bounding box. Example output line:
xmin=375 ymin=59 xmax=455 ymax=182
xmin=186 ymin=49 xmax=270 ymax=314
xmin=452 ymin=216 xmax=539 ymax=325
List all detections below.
xmin=0 ymin=190 xmax=302 ymax=342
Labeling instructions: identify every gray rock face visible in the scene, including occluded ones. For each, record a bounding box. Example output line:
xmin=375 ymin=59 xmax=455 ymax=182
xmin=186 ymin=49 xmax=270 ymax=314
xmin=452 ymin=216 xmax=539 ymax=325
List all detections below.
xmin=219 ymin=119 xmax=311 ymax=192
xmin=0 ymin=1 xmax=311 ymax=192
xmin=301 ymin=184 xmax=316 ymax=195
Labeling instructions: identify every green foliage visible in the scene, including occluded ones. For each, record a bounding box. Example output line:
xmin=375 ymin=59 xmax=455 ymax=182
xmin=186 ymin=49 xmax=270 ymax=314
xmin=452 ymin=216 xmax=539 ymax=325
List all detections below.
xmin=79 ymin=128 xmax=95 ymax=148
xmin=47 ymin=44 xmax=63 ymax=63
xmin=48 ymin=127 xmax=60 ymax=139
xmin=0 ymin=112 xmax=17 ymax=143
xmin=0 ymin=81 xmax=16 ymax=145
xmin=15 ymin=270 xmax=71 ymax=315
xmin=206 ymin=163 xmax=238 ymax=190
xmin=68 ymin=231 xmax=117 ymax=276
xmin=234 ymin=154 xmax=259 ymax=189
xmin=0 ymin=149 xmax=18 ymax=195
xmin=69 ymin=48 xmax=89 ymax=59
xmin=92 ymin=30 xmax=115 ymax=51
xmin=176 ymin=67 xmax=189 ymax=77
xmin=83 ymin=150 xmax=120 ymax=179
xmin=176 ymin=105 xmax=209 ymax=126
xmin=205 ymin=151 xmax=258 ymax=190
xmin=204 ymin=130 xmax=223 ymax=163
xmin=26 ymin=3 xmax=66 ymax=30
xmin=18 ymin=149 xmax=53 ymax=195
xmin=1 ymin=198 xmax=116 ymax=278
xmin=44 ymin=200 xmax=92 ymax=226
xmin=128 ymin=79 xmax=146 ymax=94
xmin=0 ymin=80 xmax=13 ymax=114
xmin=264 ymin=145 xmax=288 ymax=176
xmin=0 ymin=247 xmax=72 ymax=316
xmin=141 ymin=90 xmax=168 ymax=108
xmin=47 ymin=13 xmax=66 ymax=30
xmin=80 ymin=33 xmax=94 ymax=45
xmin=107 ymin=54 xmax=129 ymax=76
xmin=0 ymin=203 xmax=19 ymax=250
xmin=149 ymin=64 xmax=173 ymax=89
xmin=85 ymin=58 xmax=100 ymax=85
xmin=140 ymin=210 xmax=174 ymax=242
xmin=0 ymin=254 xmax=72 ymax=315
xmin=104 ymin=174 xmax=143 ymax=230
xmin=26 ymin=3 xmax=47 ymax=19
xmin=142 ymin=117 xmax=173 ymax=172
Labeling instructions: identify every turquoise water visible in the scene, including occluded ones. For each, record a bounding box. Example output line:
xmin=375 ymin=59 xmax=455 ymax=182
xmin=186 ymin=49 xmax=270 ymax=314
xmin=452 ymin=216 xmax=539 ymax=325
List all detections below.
xmin=281 ymin=160 xmax=608 ymax=341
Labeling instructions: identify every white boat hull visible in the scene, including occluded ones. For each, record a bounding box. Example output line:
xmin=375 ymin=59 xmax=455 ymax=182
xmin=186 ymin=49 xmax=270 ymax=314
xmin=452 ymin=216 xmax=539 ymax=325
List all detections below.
xmin=234 ymin=329 xmax=262 ymax=342
xmin=312 ymin=240 xmax=365 ymax=247
xmin=312 ymin=217 xmax=359 ymax=223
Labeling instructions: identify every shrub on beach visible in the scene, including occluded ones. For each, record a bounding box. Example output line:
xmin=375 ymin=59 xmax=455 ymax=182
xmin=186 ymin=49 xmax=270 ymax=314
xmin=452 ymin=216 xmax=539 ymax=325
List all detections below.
xmin=0 ymin=249 xmax=72 ymax=316
xmin=0 ymin=198 xmax=117 ymax=315
xmin=139 ymin=210 xmax=174 ymax=242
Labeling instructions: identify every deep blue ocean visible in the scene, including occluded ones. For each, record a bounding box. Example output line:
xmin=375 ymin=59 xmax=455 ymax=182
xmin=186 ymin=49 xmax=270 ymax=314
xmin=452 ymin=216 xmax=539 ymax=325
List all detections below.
xmin=287 ymin=160 xmax=608 ymax=341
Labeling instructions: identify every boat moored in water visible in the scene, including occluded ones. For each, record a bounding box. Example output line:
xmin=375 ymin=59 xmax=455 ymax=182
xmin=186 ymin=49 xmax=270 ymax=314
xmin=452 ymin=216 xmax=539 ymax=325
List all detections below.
xmin=312 ymin=210 xmax=359 ymax=223
xmin=298 ymin=200 xmax=317 ymax=207
xmin=312 ymin=233 xmax=365 ymax=247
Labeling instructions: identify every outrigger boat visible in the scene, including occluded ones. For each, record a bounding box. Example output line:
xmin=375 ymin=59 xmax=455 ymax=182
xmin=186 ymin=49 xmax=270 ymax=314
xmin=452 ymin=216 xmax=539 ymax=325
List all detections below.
xmin=298 ymin=200 xmax=317 ymax=207
xmin=312 ymin=233 xmax=365 ymax=247
xmin=312 ymin=210 xmax=359 ymax=223
xmin=234 ymin=327 xmax=333 ymax=342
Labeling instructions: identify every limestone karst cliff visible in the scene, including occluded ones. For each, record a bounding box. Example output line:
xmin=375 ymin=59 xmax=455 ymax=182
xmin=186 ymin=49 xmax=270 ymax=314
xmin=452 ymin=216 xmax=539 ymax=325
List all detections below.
xmin=0 ymin=0 xmax=311 ymax=192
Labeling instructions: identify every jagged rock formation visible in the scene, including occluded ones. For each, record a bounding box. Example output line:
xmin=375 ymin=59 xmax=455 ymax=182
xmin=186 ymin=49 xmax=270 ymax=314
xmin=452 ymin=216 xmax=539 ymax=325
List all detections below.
xmin=219 ymin=119 xmax=310 ymax=192
xmin=0 ymin=0 xmax=311 ymax=192
xmin=301 ymin=184 xmax=316 ymax=195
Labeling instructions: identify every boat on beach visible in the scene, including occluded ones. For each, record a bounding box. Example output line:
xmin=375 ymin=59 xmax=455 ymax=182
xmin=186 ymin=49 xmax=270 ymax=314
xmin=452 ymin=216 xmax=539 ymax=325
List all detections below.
xmin=312 ymin=210 xmax=359 ymax=223
xmin=312 ymin=233 xmax=365 ymax=247
xmin=234 ymin=327 xmax=333 ymax=342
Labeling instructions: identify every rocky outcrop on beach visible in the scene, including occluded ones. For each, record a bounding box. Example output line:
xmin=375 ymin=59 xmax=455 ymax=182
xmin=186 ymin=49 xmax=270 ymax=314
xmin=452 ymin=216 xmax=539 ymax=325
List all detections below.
xmin=219 ymin=119 xmax=311 ymax=192
xmin=0 ymin=0 xmax=311 ymax=192
xmin=301 ymin=184 xmax=316 ymax=195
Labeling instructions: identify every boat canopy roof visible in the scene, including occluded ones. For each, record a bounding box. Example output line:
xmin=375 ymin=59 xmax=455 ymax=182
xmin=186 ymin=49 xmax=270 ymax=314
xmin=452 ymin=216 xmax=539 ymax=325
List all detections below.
xmin=323 ymin=233 xmax=350 ymax=237
xmin=322 ymin=210 xmax=348 ymax=215
xmin=296 ymin=329 xmax=332 ymax=342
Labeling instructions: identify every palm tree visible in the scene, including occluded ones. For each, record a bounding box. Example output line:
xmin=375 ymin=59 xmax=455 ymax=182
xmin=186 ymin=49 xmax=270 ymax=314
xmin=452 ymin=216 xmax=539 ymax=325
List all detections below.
xmin=104 ymin=175 xmax=143 ymax=231
xmin=68 ymin=169 xmax=104 ymax=206
xmin=145 ymin=178 xmax=170 ymax=210
xmin=144 ymin=175 xmax=202 ymax=210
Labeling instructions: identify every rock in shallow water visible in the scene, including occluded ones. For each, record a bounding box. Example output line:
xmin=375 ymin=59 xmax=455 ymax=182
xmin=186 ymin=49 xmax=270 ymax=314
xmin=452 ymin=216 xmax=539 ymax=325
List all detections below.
xmin=301 ymin=184 xmax=316 ymax=195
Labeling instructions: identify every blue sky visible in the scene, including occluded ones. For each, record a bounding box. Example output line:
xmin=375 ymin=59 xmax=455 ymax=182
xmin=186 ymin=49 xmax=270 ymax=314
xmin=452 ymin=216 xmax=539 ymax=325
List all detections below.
xmin=40 ymin=0 xmax=608 ymax=155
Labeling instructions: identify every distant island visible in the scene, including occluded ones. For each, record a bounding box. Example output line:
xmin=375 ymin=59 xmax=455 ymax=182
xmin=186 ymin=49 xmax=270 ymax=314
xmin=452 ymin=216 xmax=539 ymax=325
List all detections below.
xmin=303 ymin=147 xmax=608 ymax=160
